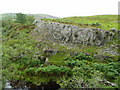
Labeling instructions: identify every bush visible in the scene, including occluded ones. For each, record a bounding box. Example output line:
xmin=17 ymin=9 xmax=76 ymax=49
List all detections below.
xmin=24 ymin=65 xmax=72 ymax=77
xmin=16 ymin=13 xmax=27 ymax=24
xmin=74 ymin=53 xmax=94 ymax=61
xmin=64 ymin=53 xmax=94 ymax=68
xmin=15 ymin=13 xmax=35 ymax=25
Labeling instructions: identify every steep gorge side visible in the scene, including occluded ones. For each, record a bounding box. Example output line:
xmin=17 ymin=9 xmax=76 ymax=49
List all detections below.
xmin=34 ymin=20 xmax=118 ymax=46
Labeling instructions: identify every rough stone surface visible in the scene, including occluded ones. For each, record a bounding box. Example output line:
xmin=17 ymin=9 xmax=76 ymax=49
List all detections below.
xmin=35 ymin=20 xmax=117 ymax=46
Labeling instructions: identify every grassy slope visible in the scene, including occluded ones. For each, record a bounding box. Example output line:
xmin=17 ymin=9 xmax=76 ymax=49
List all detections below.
xmin=2 ymin=14 xmax=119 ymax=88
xmin=42 ymin=15 xmax=119 ymax=30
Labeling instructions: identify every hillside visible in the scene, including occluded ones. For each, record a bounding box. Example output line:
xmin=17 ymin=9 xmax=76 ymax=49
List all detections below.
xmin=42 ymin=15 xmax=119 ymax=30
xmin=1 ymin=13 xmax=119 ymax=89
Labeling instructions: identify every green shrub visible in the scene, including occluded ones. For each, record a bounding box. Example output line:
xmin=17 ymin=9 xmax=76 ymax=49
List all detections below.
xmin=64 ymin=53 xmax=94 ymax=68
xmin=24 ymin=65 xmax=72 ymax=77
xmin=74 ymin=53 xmax=94 ymax=61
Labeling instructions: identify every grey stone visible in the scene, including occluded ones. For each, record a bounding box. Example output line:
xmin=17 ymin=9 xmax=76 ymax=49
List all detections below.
xmin=35 ymin=20 xmax=116 ymax=46
xmin=111 ymin=28 xmax=116 ymax=32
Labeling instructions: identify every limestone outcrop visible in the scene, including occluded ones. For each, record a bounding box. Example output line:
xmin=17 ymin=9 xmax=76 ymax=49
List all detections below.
xmin=35 ymin=20 xmax=117 ymax=46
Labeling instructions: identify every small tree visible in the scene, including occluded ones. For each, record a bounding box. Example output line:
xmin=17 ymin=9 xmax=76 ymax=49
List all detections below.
xmin=16 ymin=13 xmax=27 ymax=24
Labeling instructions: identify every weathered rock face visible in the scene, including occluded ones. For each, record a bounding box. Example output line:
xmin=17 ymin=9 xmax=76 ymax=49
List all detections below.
xmin=35 ymin=20 xmax=116 ymax=46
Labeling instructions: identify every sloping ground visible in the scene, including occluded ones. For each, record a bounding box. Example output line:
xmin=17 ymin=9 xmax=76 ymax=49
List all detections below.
xmin=2 ymin=14 xmax=119 ymax=89
xmin=29 ymin=26 xmax=119 ymax=88
xmin=42 ymin=15 xmax=119 ymax=30
xmin=30 ymin=18 xmax=119 ymax=72
xmin=31 ymin=15 xmax=119 ymax=88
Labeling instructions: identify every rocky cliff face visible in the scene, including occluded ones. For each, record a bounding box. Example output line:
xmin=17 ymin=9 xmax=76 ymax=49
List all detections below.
xmin=35 ymin=20 xmax=117 ymax=46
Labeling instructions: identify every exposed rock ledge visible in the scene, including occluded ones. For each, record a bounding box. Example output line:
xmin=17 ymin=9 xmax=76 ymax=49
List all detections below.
xmin=34 ymin=20 xmax=117 ymax=46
